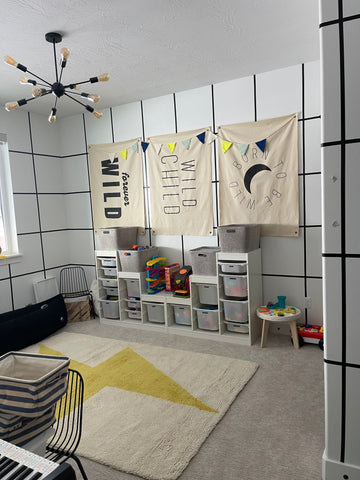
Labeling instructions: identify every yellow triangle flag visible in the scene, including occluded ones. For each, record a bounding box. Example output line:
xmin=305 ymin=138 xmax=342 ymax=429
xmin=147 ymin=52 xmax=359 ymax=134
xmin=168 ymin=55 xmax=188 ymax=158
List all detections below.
xmin=120 ymin=149 xmax=127 ymax=160
xmin=222 ymin=140 xmax=232 ymax=154
xmin=168 ymin=142 xmax=176 ymax=154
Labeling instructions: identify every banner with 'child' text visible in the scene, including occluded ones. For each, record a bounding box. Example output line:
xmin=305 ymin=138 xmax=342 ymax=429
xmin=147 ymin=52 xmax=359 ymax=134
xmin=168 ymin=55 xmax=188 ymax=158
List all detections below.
xmin=88 ymin=139 xmax=145 ymax=232
xmin=146 ymin=127 xmax=215 ymax=236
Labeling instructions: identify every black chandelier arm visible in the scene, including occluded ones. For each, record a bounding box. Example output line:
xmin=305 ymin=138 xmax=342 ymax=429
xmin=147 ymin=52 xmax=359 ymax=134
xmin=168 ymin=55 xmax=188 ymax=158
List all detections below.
xmin=64 ymin=92 xmax=90 ymax=109
xmin=26 ymin=69 xmax=52 ymax=87
xmin=63 ymin=79 xmax=91 ymax=89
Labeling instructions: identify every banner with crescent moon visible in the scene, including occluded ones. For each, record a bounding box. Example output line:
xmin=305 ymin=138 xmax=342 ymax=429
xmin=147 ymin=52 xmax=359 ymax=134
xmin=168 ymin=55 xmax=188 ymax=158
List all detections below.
xmin=218 ymin=113 xmax=299 ymax=236
xmin=146 ymin=127 xmax=215 ymax=236
xmin=88 ymin=139 xmax=146 ymax=232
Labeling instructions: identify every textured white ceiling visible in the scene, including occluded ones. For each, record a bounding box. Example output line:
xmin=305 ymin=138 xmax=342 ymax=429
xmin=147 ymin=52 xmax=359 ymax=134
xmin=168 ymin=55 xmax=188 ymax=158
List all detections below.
xmin=0 ymin=0 xmax=319 ymax=118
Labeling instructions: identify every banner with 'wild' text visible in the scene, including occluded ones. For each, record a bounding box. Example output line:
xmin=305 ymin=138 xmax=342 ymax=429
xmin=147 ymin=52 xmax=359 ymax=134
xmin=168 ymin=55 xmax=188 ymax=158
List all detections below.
xmin=88 ymin=139 xmax=145 ymax=232
xmin=146 ymin=128 xmax=215 ymax=236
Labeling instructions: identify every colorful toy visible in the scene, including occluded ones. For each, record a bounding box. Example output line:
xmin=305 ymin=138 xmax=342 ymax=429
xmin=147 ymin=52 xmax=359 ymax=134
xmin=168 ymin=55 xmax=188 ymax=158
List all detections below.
xmin=173 ymin=266 xmax=192 ymax=297
xmin=164 ymin=263 xmax=180 ymax=292
xmin=296 ymin=324 xmax=324 ymax=350
xmin=145 ymin=256 xmax=167 ymax=294
xmin=267 ymin=295 xmax=286 ymax=309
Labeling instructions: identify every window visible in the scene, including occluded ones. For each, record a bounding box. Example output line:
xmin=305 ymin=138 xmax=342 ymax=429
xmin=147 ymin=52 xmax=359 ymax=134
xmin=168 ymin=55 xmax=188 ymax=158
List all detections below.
xmin=0 ymin=133 xmax=18 ymax=257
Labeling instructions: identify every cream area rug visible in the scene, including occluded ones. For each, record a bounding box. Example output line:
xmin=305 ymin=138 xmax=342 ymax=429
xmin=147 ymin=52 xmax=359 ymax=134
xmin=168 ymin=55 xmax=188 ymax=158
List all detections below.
xmin=24 ymin=332 xmax=258 ymax=480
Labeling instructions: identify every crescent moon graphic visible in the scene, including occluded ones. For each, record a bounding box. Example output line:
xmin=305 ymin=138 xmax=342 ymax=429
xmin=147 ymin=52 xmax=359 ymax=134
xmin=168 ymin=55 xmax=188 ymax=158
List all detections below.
xmin=244 ymin=164 xmax=272 ymax=194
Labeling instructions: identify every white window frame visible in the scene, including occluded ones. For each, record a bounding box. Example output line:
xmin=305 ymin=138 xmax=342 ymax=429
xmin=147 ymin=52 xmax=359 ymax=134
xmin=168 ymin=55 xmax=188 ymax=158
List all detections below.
xmin=0 ymin=133 xmax=20 ymax=263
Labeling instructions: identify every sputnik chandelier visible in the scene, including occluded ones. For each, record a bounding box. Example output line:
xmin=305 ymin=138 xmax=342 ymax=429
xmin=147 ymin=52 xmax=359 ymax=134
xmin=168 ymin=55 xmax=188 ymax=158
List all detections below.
xmin=4 ymin=32 xmax=109 ymax=123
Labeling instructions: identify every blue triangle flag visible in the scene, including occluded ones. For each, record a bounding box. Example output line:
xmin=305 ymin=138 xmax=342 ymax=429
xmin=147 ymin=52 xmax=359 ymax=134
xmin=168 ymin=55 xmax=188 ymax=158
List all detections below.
xmin=256 ymin=139 xmax=266 ymax=153
xmin=141 ymin=141 xmax=149 ymax=153
xmin=196 ymin=132 xmax=206 ymax=144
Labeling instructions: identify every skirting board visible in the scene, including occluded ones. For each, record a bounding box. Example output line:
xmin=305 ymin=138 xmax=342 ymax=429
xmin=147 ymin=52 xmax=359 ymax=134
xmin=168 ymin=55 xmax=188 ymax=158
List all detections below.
xmin=322 ymin=451 xmax=360 ymax=479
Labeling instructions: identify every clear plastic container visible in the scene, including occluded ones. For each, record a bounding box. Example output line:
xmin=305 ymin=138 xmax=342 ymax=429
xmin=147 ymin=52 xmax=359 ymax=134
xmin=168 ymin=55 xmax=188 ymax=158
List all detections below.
xmin=173 ymin=305 xmax=191 ymax=326
xmin=100 ymin=299 xmax=119 ymax=319
xmin=221 ymin=298 xmax=248 ymax=323
xmin=218 ymin=262 xmax=247 ymax=274
xmin=220 ymin=274 xmax=247 ymax=298
xmin=125 ymin=279 xmax=140 ymax=298
xmin=198 ymin=284 xmax=218 ymax=305
xmin=143 ymin=302 xmax=165 ymax=324
xmin=194 ymin=307 xmax=219 ymax=331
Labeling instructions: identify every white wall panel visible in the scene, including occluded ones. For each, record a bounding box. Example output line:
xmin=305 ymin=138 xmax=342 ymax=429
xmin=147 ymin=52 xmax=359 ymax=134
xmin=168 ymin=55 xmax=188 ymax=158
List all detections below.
xmin=64 ymin=194 xmax=92 ymax=229
xmin=306 ymin=278 xmax=323 ymax=325
xmin=344 ymin=19 xmax=360 ymax=140
xmin=304 ymin=60 xmax=321 ymax=118
xmin=345 ymin=367 xmax=360 ymax=465
xmin=345 ymin=144 xmax=360 ymax=254
xmin=256 ymin=65 xmax=302 ymax=121
xmin=58 ymin=115 xmax=86 ymax=156
xmin=13 ymin=194 xmax=40 ymax=234
xmin=30 ymin=113 xmax=60 ymax=155
xmin=321 ymin=145 xmax=341 ymax=254
xmin=112 ymin=102 xmax=143 ymax=142
xmin=305 ymin=118 xmax=321 ymax=173
xmin=0 ymin=264 xmax=10 ymax=280
xmin=142 ymin=95 xmax=175 ymax=138
xmin=306 ymin=227 xmax=322 ymax=277
xmin=175 ymin=86 xmax=213 ymax=132
xmin=343 ymin=0 xmax=360 ymax=20
xmin=214 ymin=76 xmax=254 ymax=127
xmin=9 ymin=153 xmax=35 ymax=193
xmin=324 ymin=363 xmax=342 ymax=461
xmin=67 ymin=230 xmax=95 ymax=265
xmin=62 ymin=155 xmax=89 ymax=193
xmin=0 ymin=109 xmax=31 ymax=152
xmin=323 ymin=258 xmax=342 ymax=362
xmin=34 ymin=155 xmax=64 ymax=193
xmin=151 ymin=235 xmax=183 ymax=266
xmin=38 ymin=195 xmax=67 ymax=231
xmin=320 ymin=25 xmax=341 ymax=143
xmin=305 ymin=174 xmax=322 ymax=225
xmin=42 ymin=230 xmax=69 ymax=269
xmin=84 ymin=108 xmax=113 ymax=146
xmin=346 ymin=258 xmax=360 ymax=365
xmin=260 ymin=232 xmax=304 ymax=277
xmin=11 ymin=234 xmax=43 ymax=276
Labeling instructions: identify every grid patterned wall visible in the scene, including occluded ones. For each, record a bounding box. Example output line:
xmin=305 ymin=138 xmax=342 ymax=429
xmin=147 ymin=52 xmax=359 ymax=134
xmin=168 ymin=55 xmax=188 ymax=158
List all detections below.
xmin=0 ymin=61 xmax=321 ymax=330
xmin=320 ymin=0 xmax=360 ymax=476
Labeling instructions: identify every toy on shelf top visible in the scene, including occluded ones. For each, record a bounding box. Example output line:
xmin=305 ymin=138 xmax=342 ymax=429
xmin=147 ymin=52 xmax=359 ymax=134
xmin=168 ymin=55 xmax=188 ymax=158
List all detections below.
xmin=173 ymin=266 xmax=192 ymax=297
xmin=146 ymin=256 xmax=167 ymax=294
xmin=267 ymin=295 xmax=286 ymax=309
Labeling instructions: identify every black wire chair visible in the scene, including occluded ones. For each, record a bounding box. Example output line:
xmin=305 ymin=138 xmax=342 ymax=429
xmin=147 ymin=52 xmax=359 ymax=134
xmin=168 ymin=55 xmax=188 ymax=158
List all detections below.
xmin=59 ymin=267 xmax=95 ymax=318
xmin=45 ymin=368 xmax=88 ymax=480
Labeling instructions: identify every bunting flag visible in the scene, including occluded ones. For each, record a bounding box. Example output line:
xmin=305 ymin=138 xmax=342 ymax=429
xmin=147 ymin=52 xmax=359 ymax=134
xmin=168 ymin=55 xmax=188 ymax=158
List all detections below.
xmin=196 ymin=131 xmax=206 ymax=144
xmin=182 ymin=138 xmax=191 ymax=150
xmin=131 ymin=142 xmax=139 ymax=153
xmin=88 ymin=138 xmax=146 ymax=232
xmin=238 ymin=143 xmax=249 ymax=156
xmin=256 ymin=139 xmax=266 ymax=153
xmin=141 ymin=141 xmax=149 ymax=153
xmin=218 ymin=113 xmax=299 ymax=237
xmin=222 ymin=140 xmax=232 ymax=154
xmin=168 ymin=142 xmax=176 ymax=154
xmin=146 ymin=127 xmax=214 ymax=236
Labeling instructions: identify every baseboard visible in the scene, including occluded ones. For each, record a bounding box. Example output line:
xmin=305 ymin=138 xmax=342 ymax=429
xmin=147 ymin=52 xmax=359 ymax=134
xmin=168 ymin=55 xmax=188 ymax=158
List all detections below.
xmin=322 ymin=451 xmax=360 ymax=479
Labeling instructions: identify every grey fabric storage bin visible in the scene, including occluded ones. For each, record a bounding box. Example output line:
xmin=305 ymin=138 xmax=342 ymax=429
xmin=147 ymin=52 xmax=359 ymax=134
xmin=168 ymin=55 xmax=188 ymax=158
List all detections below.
xmin=189 ymin=247 xmax=220 ymax=276
xmin=218 ymin=224 xmax=260 ymax=253
xmin=96 ymin=227 xmax=138 ymax=250
xmin=118 ymin=246 xmax=159 ymax=272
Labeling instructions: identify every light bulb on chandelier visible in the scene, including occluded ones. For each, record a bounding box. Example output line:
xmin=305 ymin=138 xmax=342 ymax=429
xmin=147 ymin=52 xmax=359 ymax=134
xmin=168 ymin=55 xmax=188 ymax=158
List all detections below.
xmin=4 ymin=32 xmax=109 ymax=123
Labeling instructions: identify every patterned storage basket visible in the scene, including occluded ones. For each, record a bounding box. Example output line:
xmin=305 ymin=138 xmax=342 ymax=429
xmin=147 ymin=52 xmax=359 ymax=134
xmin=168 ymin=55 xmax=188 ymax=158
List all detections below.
xmin=0 ymin=352 xmax=69 ymax=417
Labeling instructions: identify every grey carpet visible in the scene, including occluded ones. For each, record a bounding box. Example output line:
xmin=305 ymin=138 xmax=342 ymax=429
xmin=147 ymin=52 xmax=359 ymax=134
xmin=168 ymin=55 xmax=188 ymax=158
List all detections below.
xmin=63 ymin=319 xmax=324 ymax=480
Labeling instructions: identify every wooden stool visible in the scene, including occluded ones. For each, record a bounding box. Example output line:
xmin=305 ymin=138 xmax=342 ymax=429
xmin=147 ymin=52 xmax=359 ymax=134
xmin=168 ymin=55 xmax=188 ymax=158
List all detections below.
xmin=256 ymin=306 xmax=301 ymax=349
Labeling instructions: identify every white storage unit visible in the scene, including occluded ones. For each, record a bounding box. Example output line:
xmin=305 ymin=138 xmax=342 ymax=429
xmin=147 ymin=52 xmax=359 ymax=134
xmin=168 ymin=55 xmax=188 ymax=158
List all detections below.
xmin=95 ymin=249 xmax=262 ymax=345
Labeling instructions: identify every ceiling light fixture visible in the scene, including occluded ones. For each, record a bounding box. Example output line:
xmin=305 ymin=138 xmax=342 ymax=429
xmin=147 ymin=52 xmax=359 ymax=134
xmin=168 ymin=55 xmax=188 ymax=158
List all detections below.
xmin=4 ymin=32 xmax=109 ymax=123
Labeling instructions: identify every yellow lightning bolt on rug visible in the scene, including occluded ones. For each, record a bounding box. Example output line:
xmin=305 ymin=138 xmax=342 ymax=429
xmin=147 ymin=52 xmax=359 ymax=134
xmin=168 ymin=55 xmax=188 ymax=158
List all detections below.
xmin=38 ymin=343 xmax=217 ymax=413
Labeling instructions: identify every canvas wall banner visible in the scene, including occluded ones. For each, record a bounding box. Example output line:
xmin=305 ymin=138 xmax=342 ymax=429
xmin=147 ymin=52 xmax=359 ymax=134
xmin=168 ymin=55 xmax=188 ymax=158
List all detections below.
xmin=88 ymin=139 xmax=145 ymax=232
xmin=218 ymin=113 xmax=299 ymax=237
xmin=146 ymin=128 xmax=215 ymax=236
